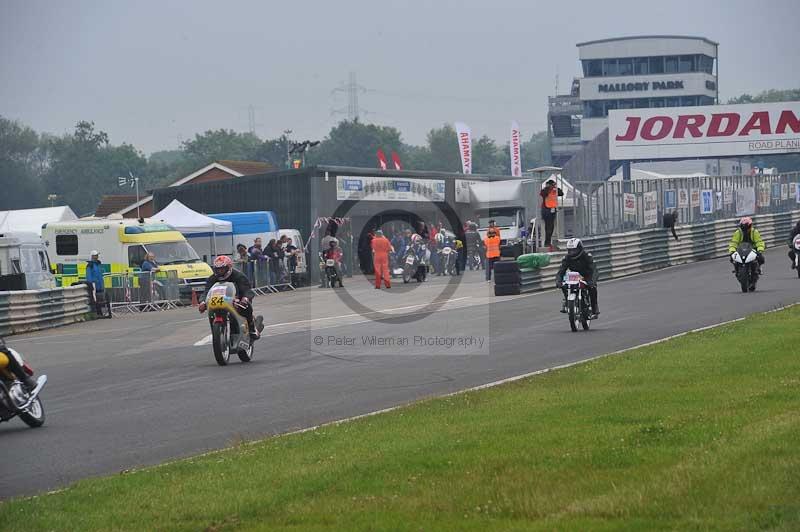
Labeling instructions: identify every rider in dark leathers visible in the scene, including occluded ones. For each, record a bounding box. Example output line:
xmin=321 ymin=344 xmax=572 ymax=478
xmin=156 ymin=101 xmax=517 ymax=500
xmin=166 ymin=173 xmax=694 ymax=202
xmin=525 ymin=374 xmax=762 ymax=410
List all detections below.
xmin=200 ymin=256 xmax=259 ymax=340
xmin=555 ymin=238 xmax=599 ymax=318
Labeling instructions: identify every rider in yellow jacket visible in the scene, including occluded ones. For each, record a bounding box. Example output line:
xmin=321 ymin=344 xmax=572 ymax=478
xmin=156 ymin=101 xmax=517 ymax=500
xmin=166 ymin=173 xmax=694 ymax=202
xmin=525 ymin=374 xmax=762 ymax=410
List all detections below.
xmin=728 ymin=217 xmax=765 ymax=267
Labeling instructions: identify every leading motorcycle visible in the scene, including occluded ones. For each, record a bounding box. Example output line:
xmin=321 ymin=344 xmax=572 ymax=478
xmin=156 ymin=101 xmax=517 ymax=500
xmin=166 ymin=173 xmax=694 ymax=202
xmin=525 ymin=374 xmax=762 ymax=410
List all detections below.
xmin=0 ymin=344 xmax=47 ymax=428
xmin=731 ymin=242 xmax=759 ymax=293
xmin=562 ymin=270 xmax=591 ymax=332
xmin=205 ymin=282 xmax=264 ymax=366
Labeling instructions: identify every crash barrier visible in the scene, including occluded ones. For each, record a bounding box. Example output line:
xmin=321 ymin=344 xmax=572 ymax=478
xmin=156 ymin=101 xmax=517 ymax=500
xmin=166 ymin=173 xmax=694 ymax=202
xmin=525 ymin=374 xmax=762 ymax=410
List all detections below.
xmin=234 ymin=259 xmax=295 ymax=295
xmin=572 ymin=172 xmax=800 ymax=237
xmin=495 ymin=208 xmax=800 ymax=296
xmin=0 ymin=285 xmax=91 ymax=336
xmin=102 ymin=271 xmax=181 ymax=314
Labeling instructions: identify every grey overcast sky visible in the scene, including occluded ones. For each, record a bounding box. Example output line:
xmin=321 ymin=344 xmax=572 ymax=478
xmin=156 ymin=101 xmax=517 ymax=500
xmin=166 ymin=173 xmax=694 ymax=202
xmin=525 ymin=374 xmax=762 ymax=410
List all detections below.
xmin=1 ymin=0 xmax=799 ymax=154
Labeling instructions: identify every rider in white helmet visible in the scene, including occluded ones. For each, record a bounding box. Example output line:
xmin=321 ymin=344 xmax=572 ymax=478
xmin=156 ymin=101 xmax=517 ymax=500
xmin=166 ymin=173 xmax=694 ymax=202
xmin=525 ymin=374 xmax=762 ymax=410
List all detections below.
xmin=555 ymin=238 xmax=599 ymax=318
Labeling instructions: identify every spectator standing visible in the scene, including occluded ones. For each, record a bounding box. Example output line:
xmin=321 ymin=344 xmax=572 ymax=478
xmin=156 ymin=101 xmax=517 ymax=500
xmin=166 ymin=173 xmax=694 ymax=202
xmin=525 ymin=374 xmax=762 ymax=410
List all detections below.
xmin=483 ymin=230 xmax=501 ymax=282
xmin=141 ymin=252 xmax=159 ymax=272
xmin=371 ymin=229 xmax=393 ymax=289
xmin=540 ymin=178 xmax=564 ymax=252
xmin=85 ymin=250 xmax=106 ymax=316
xmin=248 ymin=238 xmax=265 ymax=261
xmin=265 ymin=239 xmax=281 ymax=285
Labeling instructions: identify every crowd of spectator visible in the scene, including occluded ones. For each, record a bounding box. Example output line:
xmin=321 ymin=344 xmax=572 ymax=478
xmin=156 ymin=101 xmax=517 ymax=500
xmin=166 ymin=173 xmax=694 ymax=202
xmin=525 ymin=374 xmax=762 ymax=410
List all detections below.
xmin=233 ymin=235 xmax=301 ymax=287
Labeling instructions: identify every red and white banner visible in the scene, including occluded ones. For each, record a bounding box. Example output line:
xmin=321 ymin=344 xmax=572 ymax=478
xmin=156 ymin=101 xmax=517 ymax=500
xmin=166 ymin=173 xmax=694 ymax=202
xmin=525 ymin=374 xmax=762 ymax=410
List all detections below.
xmin=391 ymin=151 xmax=402 ymax=170
xmin=510 ymin=121 xmax=522 ymax=177
xmin=376 ymin=149 xmax=388 ymax=170
xmin=454 ymin=122 xmax=472 ymax=174
xmin=608 ymin=101 xmax=800 ymax=161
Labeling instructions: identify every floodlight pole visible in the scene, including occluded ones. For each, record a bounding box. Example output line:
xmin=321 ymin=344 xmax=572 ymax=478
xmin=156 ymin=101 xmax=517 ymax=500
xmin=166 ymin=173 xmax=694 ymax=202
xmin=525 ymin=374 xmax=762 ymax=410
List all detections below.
xmin=135 ymin=177 xmax=141 ymax=220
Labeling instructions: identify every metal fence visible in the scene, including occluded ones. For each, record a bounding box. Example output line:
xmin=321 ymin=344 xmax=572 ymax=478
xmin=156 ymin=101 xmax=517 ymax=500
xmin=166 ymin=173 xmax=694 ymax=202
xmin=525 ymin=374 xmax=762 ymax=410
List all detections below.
xmin=104 ymin=271 xmax=181 ymax=313
xmin=571 ymin=172 xmax=800 ymax=237
xmin=234 ymin=259 xmax=296 ymax=295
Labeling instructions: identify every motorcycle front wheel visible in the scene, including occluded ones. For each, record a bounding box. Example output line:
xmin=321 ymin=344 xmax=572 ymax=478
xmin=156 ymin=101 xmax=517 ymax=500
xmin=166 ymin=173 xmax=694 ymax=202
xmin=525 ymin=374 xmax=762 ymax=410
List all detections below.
xmin=738 ymin=267 xmax=749 ymax=293
xmin=403 ymin=269 xmax=412 ymax=283
xmin=19 ymin=396 xmax=45 ymax=428
xmin=212 ymin=321 xmax=231 ymax=366
xmin=567 ymin=299 xmax=578 ymax=332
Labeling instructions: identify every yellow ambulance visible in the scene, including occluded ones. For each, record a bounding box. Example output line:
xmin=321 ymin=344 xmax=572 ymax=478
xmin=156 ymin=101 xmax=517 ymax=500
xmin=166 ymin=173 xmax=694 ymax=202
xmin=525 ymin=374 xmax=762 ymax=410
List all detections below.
xmin=42 ymin=215 xmax=212 ymax=300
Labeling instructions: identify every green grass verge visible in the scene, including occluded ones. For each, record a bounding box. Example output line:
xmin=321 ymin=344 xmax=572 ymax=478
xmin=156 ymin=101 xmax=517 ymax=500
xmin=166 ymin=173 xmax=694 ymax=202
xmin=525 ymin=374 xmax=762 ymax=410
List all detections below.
xmin=3 ymin=307 xmax=800 ymax=531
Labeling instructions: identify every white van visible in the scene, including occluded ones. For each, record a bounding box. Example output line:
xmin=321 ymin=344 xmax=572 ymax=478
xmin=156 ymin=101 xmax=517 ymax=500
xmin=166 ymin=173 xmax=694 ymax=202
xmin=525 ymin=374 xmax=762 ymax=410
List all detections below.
xmin=0 ymin=232 xmax=56 ymax=290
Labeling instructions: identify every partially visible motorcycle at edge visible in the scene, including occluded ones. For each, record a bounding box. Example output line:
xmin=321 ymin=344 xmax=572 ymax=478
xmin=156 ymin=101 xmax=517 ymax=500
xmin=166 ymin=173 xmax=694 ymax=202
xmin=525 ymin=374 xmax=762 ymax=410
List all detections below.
xmin=0 ymin=344 xmax=47 ymax=428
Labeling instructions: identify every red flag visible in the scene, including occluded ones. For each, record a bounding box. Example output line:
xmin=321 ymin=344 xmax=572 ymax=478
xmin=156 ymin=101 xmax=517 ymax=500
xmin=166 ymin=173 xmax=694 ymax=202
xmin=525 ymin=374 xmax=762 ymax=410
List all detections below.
xmin=376 ymin=149 xmax=388 ymax=170
xmin=391 ymin=151 xmax=402 ymax=170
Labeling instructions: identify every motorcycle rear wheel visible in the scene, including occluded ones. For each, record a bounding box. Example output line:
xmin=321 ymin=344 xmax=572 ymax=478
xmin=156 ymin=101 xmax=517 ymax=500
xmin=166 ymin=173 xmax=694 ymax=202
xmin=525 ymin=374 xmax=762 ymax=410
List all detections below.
xmin=212 ymin=322 xmax=231 ymax=366
xmin=19 ymin=396 xmax=45 ymax=428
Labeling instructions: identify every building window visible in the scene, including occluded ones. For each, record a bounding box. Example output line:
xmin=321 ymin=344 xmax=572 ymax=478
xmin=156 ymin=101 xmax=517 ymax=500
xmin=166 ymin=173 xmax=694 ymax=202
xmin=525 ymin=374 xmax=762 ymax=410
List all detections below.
xmin=618 ymin=99 xmax=635 ymax=109
xmin=635 ymin=98 xmax=650 ymax=108
xmin=634 ymin=57 xmax=649 ymax=75
xmin=604 ymin=100 xmax=618 ymax=116
xmin=618 ymin=58 xmax=633 ymax=76
xmin=55 ymin=234 xmax=79 ymax=255
xmin=698 ymin=95 xmax=716 ymax=106
xmin=665 ymin=97 xmax=681 ymax=107
xmin=584 ymin=101 xmax=603 ymax=118
xmin=650 ymin=98 xmax=665 ymax=108
xmin=603 ymin=59 xmax=619 ymax=76
xmin=678 ymin=55 xmax=695 ymax=73
xmin=649 ymin=56 xmax=665 ymax=74
xmin=681 ymin=96 xmax=698 ymax=106
xmin=585 ymin=60 xmax=602 ymax=77
xmin=665 ymin=56 xmax=679 ymax=73
xmin=699 ymin=55 xmax=714 ymax=74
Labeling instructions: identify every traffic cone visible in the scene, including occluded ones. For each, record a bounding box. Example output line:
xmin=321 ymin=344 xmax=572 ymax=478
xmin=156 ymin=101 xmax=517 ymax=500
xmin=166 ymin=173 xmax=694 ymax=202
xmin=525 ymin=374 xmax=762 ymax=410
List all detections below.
xmin=191 ymin=290 xmax=199 ymax=307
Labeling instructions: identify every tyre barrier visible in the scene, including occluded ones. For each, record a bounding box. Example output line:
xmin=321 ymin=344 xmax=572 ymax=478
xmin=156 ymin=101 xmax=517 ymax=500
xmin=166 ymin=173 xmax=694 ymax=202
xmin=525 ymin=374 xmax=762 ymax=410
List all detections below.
xmin=0 ymin=285 xmax=92 ymax=336
xmin=495 ymin=209 xmax=800 ymax=296
xmin=493 ymin=260 xmax=521 ymax=296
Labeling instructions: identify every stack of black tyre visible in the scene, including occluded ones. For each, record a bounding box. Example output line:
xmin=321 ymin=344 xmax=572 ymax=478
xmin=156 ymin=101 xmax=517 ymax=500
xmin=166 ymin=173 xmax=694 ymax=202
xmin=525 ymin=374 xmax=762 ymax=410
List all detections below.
xmin=493 ymin=259 xmax=521 ymax=296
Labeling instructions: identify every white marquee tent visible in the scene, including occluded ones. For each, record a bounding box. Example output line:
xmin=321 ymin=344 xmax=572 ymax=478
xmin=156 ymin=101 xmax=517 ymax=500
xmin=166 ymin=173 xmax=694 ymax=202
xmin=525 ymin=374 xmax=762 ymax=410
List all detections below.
xmin=153 ymin=200 xmax=233 ymax=260
xmin=0 ymin=206 xmax=78 ymax=235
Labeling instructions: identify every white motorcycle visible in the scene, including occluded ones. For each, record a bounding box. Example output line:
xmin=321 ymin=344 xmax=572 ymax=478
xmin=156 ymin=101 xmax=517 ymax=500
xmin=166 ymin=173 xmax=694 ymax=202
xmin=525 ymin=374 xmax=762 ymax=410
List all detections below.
xmin=562 ymin=270 xmax=591 ymax=332
xmin=731 ymin=243 xmax=760 ymax=293
xmin=439 ymin=245 xmax=456 ymax=276
xmin=792 ymin=235 xmax=800 ymax=278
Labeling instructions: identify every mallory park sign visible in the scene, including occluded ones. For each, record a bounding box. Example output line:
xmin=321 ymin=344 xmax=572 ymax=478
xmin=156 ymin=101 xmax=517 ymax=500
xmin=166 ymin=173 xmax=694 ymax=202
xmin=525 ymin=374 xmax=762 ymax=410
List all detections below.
xmin=598 ymin=80 xmax=684 ymax=93
xmin=608 ymin=101 xmax=800 ymax=161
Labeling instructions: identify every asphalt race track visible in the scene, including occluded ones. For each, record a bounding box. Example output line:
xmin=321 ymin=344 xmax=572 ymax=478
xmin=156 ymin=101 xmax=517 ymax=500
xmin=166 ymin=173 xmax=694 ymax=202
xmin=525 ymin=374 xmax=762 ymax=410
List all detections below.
xmin=2 ymin=249 xmax=798 ymax=498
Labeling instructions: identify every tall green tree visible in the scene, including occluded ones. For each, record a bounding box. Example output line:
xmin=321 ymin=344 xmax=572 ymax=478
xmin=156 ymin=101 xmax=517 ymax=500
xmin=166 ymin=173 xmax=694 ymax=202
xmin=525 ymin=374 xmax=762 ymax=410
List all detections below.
xmin=307 ymin=119 xmax=405 ymax=168
xmin=0 ymin=116 xmax=45 ymax=209
xmin=44 ymin=121 xmax=147 ymax=215
xmin=727 ymin=88 xmax=800 ymax=104
xmin=181 ymin=129 xmax=263 ymax=166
